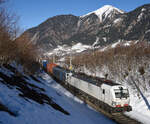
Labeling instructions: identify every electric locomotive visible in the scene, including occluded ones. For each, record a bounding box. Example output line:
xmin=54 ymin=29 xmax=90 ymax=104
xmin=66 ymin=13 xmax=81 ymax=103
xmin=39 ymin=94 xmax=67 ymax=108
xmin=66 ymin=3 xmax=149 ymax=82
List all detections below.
xmin=44 ymin=63 xmax=132 ymax=113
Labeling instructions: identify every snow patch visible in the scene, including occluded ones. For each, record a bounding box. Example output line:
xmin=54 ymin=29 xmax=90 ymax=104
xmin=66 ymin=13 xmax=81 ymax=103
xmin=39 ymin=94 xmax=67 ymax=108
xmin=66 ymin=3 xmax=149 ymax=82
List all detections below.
xmin=123 ymin=41 xmax=132 ymax=46
xmin=100 ymin=46 xmax=108 ymax=51
xmin=92 ymin=37 xmax=100 ymax=47
xmin=137 ymin=13 xmax=144 ymax=22
xmin=113 ymin=18 xmax=121 ymax=24
xmin=145 ymin=29 xmax=150 ymax=34
xmin=81 ymin=5 xmax=124 ymax=22
xmin=103 ymin=37 xmax=107 ymax=42
xmin=30 ymin=32 xmax=39 ymax=44
xmin=44 ymin=43 xmax=91 ymax=57
xmin=111 ymin=41 xmax=120 ymax=48
xmin=141 ymin=8 xmax=146 ymax=12
xmin=71 ymin=43 xmax=91 ymax=52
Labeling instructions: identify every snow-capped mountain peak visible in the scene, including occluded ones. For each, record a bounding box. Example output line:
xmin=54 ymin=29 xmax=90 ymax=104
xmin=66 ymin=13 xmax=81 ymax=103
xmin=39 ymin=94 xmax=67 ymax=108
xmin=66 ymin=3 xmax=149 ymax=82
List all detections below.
xmin=82 ymin=5 xmax=124 ymax=22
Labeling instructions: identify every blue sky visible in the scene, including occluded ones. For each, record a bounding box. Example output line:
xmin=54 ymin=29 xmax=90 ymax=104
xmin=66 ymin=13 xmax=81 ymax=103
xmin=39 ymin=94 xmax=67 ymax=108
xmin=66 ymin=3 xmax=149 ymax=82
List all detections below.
xmin=8 ymin=0 xmax=150 ymax=30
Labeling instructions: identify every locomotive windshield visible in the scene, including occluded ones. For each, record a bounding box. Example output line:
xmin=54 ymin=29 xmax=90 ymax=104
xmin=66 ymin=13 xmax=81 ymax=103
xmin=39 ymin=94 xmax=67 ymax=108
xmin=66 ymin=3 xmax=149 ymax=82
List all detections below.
xmin=114 ymin=89 xmax=129 ymax=98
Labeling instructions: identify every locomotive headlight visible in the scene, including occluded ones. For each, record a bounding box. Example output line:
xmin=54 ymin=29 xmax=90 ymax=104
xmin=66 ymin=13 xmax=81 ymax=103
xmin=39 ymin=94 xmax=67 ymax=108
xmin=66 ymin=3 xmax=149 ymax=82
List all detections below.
xmin=112 ymin=101 xmax=121 ymax=107
xmin=112 ymin=101 xmax=117 ymax=106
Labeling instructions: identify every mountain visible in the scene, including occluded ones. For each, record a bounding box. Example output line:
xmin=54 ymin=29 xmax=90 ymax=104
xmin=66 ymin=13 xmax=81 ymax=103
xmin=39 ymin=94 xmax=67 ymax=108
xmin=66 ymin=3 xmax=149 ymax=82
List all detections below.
xmin=24 ymin=15 xmax=79 ymax=50
xmin=96 ymin=4 xmax=150 ymax=45
xmin=21 ymin=4 xmax=150 ymax=52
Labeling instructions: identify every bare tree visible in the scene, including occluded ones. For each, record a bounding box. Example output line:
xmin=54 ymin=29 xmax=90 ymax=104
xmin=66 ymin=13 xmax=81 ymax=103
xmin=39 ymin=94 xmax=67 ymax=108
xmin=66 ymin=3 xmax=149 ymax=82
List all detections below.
xmin=15 ymin=33 xmax=40 ymax=74
xmin=0 ymin=1 xmax=18 ymax=64
xmin=0 ymin=1 xmax=40 ymax=74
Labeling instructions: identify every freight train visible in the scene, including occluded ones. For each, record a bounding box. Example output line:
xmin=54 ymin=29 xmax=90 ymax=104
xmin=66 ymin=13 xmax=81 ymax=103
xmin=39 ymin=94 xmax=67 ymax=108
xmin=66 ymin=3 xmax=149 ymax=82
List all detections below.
xmin=42 ymin=61 xmax=132 ymax=113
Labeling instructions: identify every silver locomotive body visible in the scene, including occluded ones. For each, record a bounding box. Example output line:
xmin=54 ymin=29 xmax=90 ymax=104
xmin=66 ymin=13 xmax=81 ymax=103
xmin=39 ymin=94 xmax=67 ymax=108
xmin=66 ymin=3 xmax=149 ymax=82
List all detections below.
xmin=52 ymin=66 xmax=132 ymax=112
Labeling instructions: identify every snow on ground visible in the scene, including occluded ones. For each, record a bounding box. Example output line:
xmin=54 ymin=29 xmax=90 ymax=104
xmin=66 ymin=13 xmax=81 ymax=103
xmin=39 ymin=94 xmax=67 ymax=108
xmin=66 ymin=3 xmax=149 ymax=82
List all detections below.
xmin=0 ymin=66 xmax=115 ymax=124
xmin=99 ymin=40 xmax=134 ymax=51
xmin=100 ymin=46 xmax=108 ymax=51
xmin=80 ymin=68 xmax=150 ymax=124
xmin=71 ymin=43 xmax=91 ymax=52
xmin=111 ymin=41 xmax=120 ymax=48
xmin=44 ymin=43 xmax=91 ymax=57
xmin=123 ymin=41 xmax=132 ymax=46
xmin=125 ymin=91 xmax=150 ymax=124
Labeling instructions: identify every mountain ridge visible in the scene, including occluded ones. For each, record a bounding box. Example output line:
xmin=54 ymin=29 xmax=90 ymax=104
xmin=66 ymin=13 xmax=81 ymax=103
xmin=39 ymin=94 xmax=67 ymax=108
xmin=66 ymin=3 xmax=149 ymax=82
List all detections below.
xmin=21 ymin=4 xmax=150 ymax=52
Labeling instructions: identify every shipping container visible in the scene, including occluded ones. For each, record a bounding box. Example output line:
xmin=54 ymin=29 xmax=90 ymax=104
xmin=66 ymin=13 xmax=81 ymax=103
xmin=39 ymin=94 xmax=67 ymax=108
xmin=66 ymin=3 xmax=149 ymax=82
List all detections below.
xmin=42 ymin=60 xmax=47 ymax=69
xmin=47 ymin=63 xmax=57 ymax=73
xmin=52 ymin=67 xmax=66 ymax=81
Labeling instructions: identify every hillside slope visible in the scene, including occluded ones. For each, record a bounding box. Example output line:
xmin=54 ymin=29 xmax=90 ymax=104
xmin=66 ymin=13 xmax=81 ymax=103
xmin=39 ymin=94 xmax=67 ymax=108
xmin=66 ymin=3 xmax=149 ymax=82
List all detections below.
xmin=0 ymin=64 xmax=115 ymax=124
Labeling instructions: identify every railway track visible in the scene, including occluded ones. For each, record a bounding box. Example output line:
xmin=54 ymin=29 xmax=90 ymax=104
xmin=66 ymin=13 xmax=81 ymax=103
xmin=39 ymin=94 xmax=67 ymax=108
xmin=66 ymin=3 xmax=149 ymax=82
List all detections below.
xmin=49 ymin=73 xmax=142 ymax=124
xmin=111 ymin=113 xmax=142 ymax=124
xmin=77 ymin=94 xmax=142 ymax=124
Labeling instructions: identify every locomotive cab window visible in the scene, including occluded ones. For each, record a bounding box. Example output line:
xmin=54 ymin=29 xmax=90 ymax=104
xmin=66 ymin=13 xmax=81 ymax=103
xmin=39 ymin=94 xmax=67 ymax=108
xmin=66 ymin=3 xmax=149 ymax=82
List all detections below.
xmin=114 ymin=89 xmax=129 ymax=98
xmin=103 ymin=89 xmax=105 ymax=94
